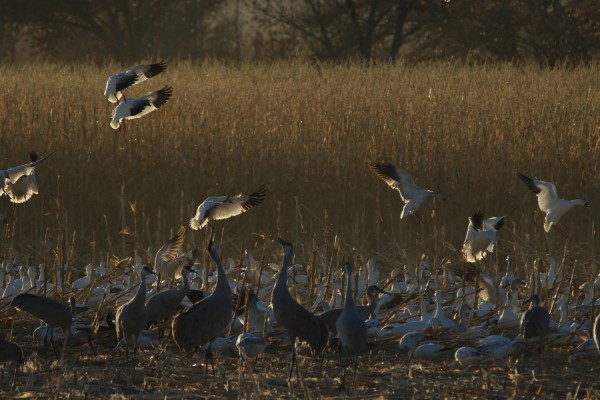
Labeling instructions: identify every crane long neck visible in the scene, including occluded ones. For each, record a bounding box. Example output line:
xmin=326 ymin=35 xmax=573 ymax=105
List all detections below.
xmin=277 ymin=251 xmax=292 ymax=288
xmin=180 ymin=271 xmax=190 ymax=294
xmin=132 ymin=275 xmax=148 ymax=305
xmin=213 ymin=252 xmax=230 ymax=294
xmin=344 ymin=267 xmax=355 ymax=309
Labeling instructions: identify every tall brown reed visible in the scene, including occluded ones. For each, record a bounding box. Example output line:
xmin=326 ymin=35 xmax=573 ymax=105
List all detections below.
xmin=0 ymin=60 xmax=598 ymax=280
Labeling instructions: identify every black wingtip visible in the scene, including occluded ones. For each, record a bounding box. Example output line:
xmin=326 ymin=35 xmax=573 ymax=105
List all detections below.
xmin=470 ymin=209 xmax=484 ymax=230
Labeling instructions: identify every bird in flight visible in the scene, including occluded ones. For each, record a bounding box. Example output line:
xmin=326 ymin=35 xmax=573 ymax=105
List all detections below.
xmin=517 ymin=172 xmax=589 ymax=234
xmin=0 ymin=150 xmax=55 ymax=203
xmin=190 ymin=185 xmax=267 ymax=230
xmin=110 ymin=86 xmax=172 ymax=131
xmin=462 ymin=208 xmax=512 ymax=262
xmin=104 ymin=60 xmax=168 ymax=103
xmin=368 ymin=161 xmax=445 ymax=224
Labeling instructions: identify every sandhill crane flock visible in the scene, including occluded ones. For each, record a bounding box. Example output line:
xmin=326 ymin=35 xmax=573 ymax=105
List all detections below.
xmin=0 ymin=60 xmax=599 ymax=397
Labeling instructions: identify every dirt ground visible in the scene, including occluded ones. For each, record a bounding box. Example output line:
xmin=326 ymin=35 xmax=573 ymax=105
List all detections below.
xmin=1 ymin=314 xmax=599 ymax=400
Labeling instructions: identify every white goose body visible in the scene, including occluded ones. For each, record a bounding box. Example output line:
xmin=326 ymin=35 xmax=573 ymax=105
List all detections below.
xmin=104 ymin=60 xmax=168 ymax=103
xmin=0 ymin=151 xmax=55 ymax=204
xmin=462 ymin=209 xmax=510 ymax=262
xmin=189 ymin=185 xmax=267 ymax=230
xmin=110 ymin=86 xmax=172 ymax=130
xmin=368 ymin=161 xmax=444 ymax=221
xmin=517 ymin=172 xmax=589 ymax=232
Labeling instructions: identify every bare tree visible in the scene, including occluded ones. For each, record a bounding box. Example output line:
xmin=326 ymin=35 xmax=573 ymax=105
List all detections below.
xmin=0 ymin=0 xmax=227 ymax=62
xmin=249 ymin=0 xmax=419 ymax=61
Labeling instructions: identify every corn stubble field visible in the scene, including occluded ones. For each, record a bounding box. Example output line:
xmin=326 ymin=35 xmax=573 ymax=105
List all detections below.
xmin=0 ymin=61 xmax=600 ymax=398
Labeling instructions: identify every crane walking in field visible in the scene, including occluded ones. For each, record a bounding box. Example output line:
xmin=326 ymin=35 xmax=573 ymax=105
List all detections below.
xmin=115 ymin=266 xmax=155 ymax=361
xmin=110 ymin=86 xmax=172 ymax=130
xmin=171 ymin=237 xmax=233 ymax=376
xmin=146 ymin=264 xmax=195 ymax=336
xmin=517 ymin=172 xmax=589 ymax=234
xmin=520 ymin=294 xmax=550 ymax=372
xmin=189 ymin=185 xmax=267 ymax=230
xmin=104 ymin=60 xmax=168 ymax=103
xmin=271 ymin=238 xmax=328 ymax=381
xmin=317 ymin=284 xmax=389 ymax=338
xmin=0 ymin=150 xmax=56 ymax=204
xmin=336 ymin=262 xmax=368 ymax=390
xmin=10 ymin=293 xmax=72 ymax=360
xmin=368 ymin=161 xmax=445 ymax=224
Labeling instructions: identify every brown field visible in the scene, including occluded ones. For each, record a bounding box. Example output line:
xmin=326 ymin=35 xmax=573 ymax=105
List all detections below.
xmin=0 ymin=61 xmax=600 ymax=398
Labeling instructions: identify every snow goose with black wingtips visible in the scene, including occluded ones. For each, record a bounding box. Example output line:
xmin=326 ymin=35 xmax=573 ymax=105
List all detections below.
xmin=110 ymin=86 xmax=172 ymax=130
xmin=462 ymin=209 xmax=511 ymax=262
xmin=189 ymin=185 xmax=267 ymax=230
xmin=104 ymin=60 xmax=168 ymax=103
xmin=0 ymin=150 xmax=55 ymax=204
xmin=517 ymin=172 xmax=589 ymax=234
xmin=368 ymin=161 xmax=445 ymax=223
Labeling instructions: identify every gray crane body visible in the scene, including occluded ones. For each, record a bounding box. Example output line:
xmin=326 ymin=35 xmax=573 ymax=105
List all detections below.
xmin=115 ymin=267 xmax=155 ymax=359
xmin=11 ymin=293 xmax=72 ymax=359
xmin=318 ymin=285 xmax=388 ymax=337
xmin=172 ymin=240 xmax=233 ymax=375
xmin=146 ymin=265 xmax=193 ymax=329
xmin=520 ymin=294 xmax=550 ymax=372
xmin=271 ymin=239 xmax=328 ymax=379
xmin=0 ymin=337 xmax=24 ymax=364
xmin=336 ymin=263 xmax=368 ymax=357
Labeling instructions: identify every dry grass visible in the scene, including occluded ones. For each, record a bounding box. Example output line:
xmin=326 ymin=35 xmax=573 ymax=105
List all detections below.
xmin=0 ymin=61 xmax=599 ymax=274
xmin=0 ymin=61 xmax=599 ymax=397
xmin=0 ymin=63 xmax=600 ymax=268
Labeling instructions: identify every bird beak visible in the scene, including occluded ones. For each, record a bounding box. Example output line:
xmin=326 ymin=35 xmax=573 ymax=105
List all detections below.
xmin=585 ymin=202 xmax=591 ymax=207
xmin=375 ymin=286 xmax=392 ymax=295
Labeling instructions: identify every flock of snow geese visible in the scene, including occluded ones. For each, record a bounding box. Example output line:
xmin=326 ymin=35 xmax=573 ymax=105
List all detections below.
xmin=0 ymin=60 xmax=599 ymax=390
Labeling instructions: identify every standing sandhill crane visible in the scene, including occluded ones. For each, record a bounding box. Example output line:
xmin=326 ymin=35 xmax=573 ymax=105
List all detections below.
xmin=115 ymin=266 xmax=155 ymax=360
xmin=520 ymin=294 xmax=550 ymax=372
xmin=110 ymin=86 xmax=172 ymax=130
xmin=146 ymin=264 xmax=195 ymax=336
xmin=10 ymin=293 xmax=72 ymax=360
xmin=0 ymin=150 xmax=55 ymax=204
xmin=0 ymin=337 xmax=24 ymax=364
xmin=336 ymin=262 xmax=368 ymax=390
xmin=517 ymin=172 xmax=590 ymax=234
xmin=368 ymin=161 xmax=445 ymax=224
xmin=462 ymin=209 xmax=512 ymax=262
xmin=189 ymin=185 xmax=267 ymax=230
xmin=271 ymin=238 xmax=328 ymax=380
xmin=172 ymin=238 xmax=233 ymax=376
xmin=104 ymin=60 xmax=168 ymax=103
xmin=317 ymin=285 xmax=389 ymax=338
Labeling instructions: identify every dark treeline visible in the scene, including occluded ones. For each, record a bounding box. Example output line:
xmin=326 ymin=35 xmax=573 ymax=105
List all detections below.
xmin=0 ymin=0 xmax=598 ymax=65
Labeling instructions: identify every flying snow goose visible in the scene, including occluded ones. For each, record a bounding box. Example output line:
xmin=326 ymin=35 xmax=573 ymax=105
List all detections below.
xmin=104 ymin=60 xmax=168 ymax=103
xmin=0 ymin=150 xmax=55 ymax=204
xmin=517 ymin=172 xmax=589 ymax=234
xmin=110 ymin=85 xmax=172 ymax=130
xmin=189 ymin=185 xmax=267 ymax=230
xmin=462 ymin=209 xmax=511 ymax=262
xmin=368 ymin=161 xmax=445 ymax=223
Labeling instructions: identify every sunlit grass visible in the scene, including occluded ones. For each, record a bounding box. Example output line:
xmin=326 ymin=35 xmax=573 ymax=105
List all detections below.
xmin=0 ymin=60 xmax=598 ymax=278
